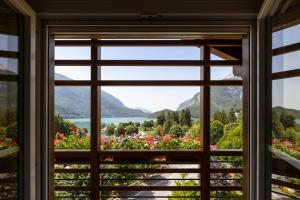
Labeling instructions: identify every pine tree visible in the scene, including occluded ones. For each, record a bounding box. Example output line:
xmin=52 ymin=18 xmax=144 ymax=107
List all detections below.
xmin=227 ymin=108 xmax=237 ymax=123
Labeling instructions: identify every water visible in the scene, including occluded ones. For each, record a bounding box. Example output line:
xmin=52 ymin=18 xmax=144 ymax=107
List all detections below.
xmin=296 ymin=119 xmax=300 ymax=124
xmin=67 ymin=117 xmax=154 ymax=132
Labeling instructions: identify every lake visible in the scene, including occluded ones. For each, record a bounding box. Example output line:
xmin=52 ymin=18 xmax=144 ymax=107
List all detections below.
xmin=67 ymin=117 xmax=155 ymax=132
xmin=296 ymin=119 xmax=300 ymax=124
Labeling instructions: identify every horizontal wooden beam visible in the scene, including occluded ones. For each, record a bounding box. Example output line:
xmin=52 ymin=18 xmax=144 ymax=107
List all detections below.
xmin=0 ymin=50 xmax=18 ymax=58
xmin=0 ymin=74 xmax=18 ymax=81
xmin=55 ymin=39 xmax=242 ymax=47
xmin=99 ymin=168 xmax=200 ymax=173
xmin=272 ymin=42 xmax=300 ymax=56
xmin=272 ymin=179 xmax=300 ymax=190
xmin=272 ymin=69 xmax=300 ymax=80
xmin=55 ymin=60 xmax=242 ymax=66
xmin=100 ymin=185 xmax=201 ymax=191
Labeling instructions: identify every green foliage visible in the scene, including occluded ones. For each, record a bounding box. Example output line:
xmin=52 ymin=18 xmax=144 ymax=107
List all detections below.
xmin=105 ymin=124 xmax=115 ymax=136
xmin=272 ymin=110 xmax=284 ymax=138
xmin=171 ymin=112 xmax=179 ymax=124
xmin=282 ymin=128 xmax=297 ymax=143
xmin=125 ymin=125 xmax=139 ymax=135
xmin=55 ymin=114 xmax=78 ymax=136
xmin=169 ymin=174 xmax=200 ymax=200
xmin=169 ymin=124 xmax=183 ymax=137
xmin=210 ymin=120 xmax=224 ymax=145
xmin=142 ymin=120 xmax=154 ymax=131
xmin=115 ymin=124 xmax=126 ymax=137
xmin=217 ymin=124 xmax=242 ymax=149
xmin=213 ymin=110 xmax=228 ymax=125
xmin=157 ymin=112 xmax=166 ymax=126
xmin=227 ymin=108 xmax=237 ymax=123
xmin=153 ymin=125 xmax=165 ymax=136
xmin=163 ymin=117 xmax=172 ymax=133
xmin=280 ymin=111 xmax=296 ymax=128
xmin=188 ymin=122 xmax=200 ymax=138
xmin=179 ymin=109 xmax=192 ymax=127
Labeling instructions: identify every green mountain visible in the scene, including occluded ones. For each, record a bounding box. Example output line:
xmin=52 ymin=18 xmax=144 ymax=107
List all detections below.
xmin=54 ymin=73 xmax=150 ymax=119
xmin=150 ymin=109 xmax=175 ymax=118
xmin=177 ymin=79 xmax=243 ymax=118
xmin=273 ymin=106 xmax=300 ymax=119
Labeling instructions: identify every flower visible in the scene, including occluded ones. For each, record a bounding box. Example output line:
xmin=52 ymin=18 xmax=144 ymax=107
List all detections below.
xmin=145 ymin=136 xmax=153 ymax=144
xmin=210 ymin=144 xmax=217 ymax=151
xmin=162 ymin=135 xmax=171 ymax=142
xmin=282 ymin=140 xmax=293 ymax=148
xmin=54 ymin=139 xmax=62 ymax=145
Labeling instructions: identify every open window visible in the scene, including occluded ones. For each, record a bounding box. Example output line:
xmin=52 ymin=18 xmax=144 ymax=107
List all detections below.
xmin=51 ymin=36 xmax=248 ymax=199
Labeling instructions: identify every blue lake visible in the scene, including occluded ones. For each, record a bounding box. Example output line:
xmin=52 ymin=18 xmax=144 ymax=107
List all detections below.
xmin=67 ymin=117 xmax=155 ymax=132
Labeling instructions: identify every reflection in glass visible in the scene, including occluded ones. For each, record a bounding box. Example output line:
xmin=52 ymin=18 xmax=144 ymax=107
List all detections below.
xmin=55 ymin=66 xmax=90 ymax=80
xmin=55 ymin=46 xmax=91 ymax=60
xmin=0 ymin=57 xmax=18 ymax=74
xmin=272 ymin=24 xmax=300 ymax=49
xmin=211 ymin=67 xmax=242 ymax=80
xmin=54 ymin=86 xmax=91 ymax=149
xmin=272 ymin=50 xmax=300 ymax=73
xmin=0 ymin=34 xmax=18 ymax=52
xmin=99 ymin=86 xmax=202 ymax=150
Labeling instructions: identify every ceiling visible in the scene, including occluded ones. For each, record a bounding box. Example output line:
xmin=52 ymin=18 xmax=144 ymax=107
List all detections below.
xmin=26 ymin=0 xmax=263 ymax=19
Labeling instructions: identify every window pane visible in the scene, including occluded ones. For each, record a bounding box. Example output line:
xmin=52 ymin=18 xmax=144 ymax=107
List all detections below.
xmin=0 ymin=57 xmax=18 ymax=75
xmin=55 ymin=66 xmax=90 ymax=80
xmin=211 ymin=67 xmax=242 ymax=80
xmin=100 ymin=46 xmax=200 ymax=60
xmin=55 ymin=47 xmax=91 ymax=60
xmin=273 ymin=24 xmax=300 ymax=49
xmin=100 ymin=66 xmax=201 ymax=80
xmin=100 ymin=86 xmax=202 ymax=150
xmin=0 ymin=34 xmax=18 ymax=52
xmin=272 ymin=50 xmax=300 ymax=73
xmin=54 ymin=86 xmax=91 ymax=150
xmin=0 ymin=81 xmax=18 ymax=199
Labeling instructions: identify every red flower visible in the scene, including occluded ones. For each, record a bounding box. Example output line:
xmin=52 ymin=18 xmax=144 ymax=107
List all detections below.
xmin=11 ymin=140 xmax=17 ymax=146
xmin=54 ymin=139 xmax=62 ymax=145
xmin=145 ymin=136 xmax=153 ymax=144
xmin=162 ymin=135 xmax=171 ymax=142
xmin=58 ymin=133 xmax=64 ymax=138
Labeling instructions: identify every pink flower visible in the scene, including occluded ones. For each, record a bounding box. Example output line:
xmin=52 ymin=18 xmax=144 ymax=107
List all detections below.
xmin=282 ymin=140 xmax=293 ymax=147
xmin=210 ymin=144 xmax=217 ymax=151
xmin=54 ymin=139 xmax=62 ymax=145
xmin=162 ymin=135 xmax=171 ymax=142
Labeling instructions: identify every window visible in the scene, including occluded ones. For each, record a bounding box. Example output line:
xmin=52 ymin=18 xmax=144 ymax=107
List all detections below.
xmin=52 ymin=37 xmax=245 ymax=199
xmin=271 ymin=18 xmax=300 ymax=199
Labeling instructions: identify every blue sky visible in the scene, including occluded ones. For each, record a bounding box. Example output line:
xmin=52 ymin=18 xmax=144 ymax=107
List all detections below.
xmin=55 ymin=45 xmax=235 ymax=111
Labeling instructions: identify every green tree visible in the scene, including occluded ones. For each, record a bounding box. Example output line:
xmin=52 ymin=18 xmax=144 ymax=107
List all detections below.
xmin=164 ymin=112 xmax=172 ymax=133
xmin=210 ymin=120 xmax=224 ymax=144
xmin=188 ymin=122 xmax=200 ymax=138
xmin=115 ymin=124 xmax=126 ymax=137
xmin=105 ymin=124 xmax=115 ymax=136
xmin=227 ymin=108 xmax=237 ymax=123
xmin=213 ymin=110 xmax=228 ymax=125
xmin=169 ymin=124 xmax=183 ymax=137
xmin=171 ymin=112 xmax=179 ymax=125
xmin=280 ymin=111 xmax=296 ymax=128
xmin=157 ymin=112 xmax=166 ymax=126
xmin=54 ymin=114 xmax=78 ymax=136
xmin=179 ymin=109 xmax=192 ymax=127
xmin=217 ymin=124 xmax=242 ymax=149
xmin=142 ymin=120 xmax=154 ymax=131
xmin=126 ymin=125 xmax=139 ymax=135
xmin=272 ymin=110 xmax=284 ymax=138
xmin=282 ymin=128 xmax=297 ymax=142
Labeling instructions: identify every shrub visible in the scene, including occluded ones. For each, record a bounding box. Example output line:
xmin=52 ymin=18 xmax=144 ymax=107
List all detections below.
xmin=142 ymin=120 xmax=154 ymax=131
xmin=169 ymin=124 xmax=183 ymax=137
xmin=282 ymin=128 xmax=297 ymax=142
xmin=188 ymin=123 xmax=200 ymax=138
xmin=153 ymin=125 xmax=165 ymax=136
xmin=210 ymin=120 xmax=224 ymax=144
xmin=280 ymin=111 xmax=296 ymax=128
xmin=125 ymin=125 xmax=139 ymax=135
xmin=105 ymin=124 xmax=115 ymax=136
xmin=115 ymin=124 xmax=126 ymax=137
xmin=217 ymin=124 xmax=242 ymax=149
xmin=55 ymin=115 xmax=78 ymax=136
xmin=169 ymin=174 xmax=200 ymax=200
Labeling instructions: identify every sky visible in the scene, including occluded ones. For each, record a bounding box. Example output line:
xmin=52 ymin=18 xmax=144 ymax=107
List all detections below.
xmin=55 ymin=44 xmax=235 ymax=112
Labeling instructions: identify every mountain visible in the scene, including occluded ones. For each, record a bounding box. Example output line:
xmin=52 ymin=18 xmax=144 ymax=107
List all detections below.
xmin=54 ymin=73 xmax=150 ymax=118
xmin=273 ymin=106 xmax=300 ymax=119
xmin=151 ymin=109 xmax=175 ymax=118
xmin=177 ymin=75 xmax=243 ymax=118
xmin=135 ymin=107 xmax=153 ymax=114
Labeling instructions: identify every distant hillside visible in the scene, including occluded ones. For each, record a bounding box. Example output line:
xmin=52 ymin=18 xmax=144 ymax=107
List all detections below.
xmin=151 ymin=109 xmax=175 ymax=118
xmin=55 ymin=73 xmax=150 ymax=118
xmin=177 ymin=76 xmax=243 ymax=118
xmin=273 ymin=106 xmax=300 ymax=119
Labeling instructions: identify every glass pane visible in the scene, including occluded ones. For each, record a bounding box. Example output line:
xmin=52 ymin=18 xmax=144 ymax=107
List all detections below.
xmin=54 ymin=86 xmax=91 ymax=150
xmin=272 ymin=77 xmax=300 ymax=198
xmin=211 ymin=67 xmax=242 ymax=80
xmin=55 ymin=46 xmax=91 ymax=60
xmin=100 ymin=46 xmax=200 ymax=60
xmin=100 ymin=86 xmax=202 ymax=150
xmin=100 ymin=66 xmax=201 ymax=80
xmin=0 ymin=81 xmax=18 ymax=199
xmin=273 ymin=24 xmax=300 ymax=49
xmin=0 ymin=34 xmax=18 ymax=52
xmin=55 ymin=66 xmax=90 ymax=80
xmin=272 ymin=50 xmax=300 ymax=73
xmin=0 ymin=57 xmax=18 ymax=75
xmin=210 ymin=86 xmax=243 ymax=148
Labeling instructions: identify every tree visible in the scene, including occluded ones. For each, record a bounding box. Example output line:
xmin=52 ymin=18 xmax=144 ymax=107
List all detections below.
xmin=188 ymin=122 xmax=200 ymax=138
xmin=217 ymin=124 xmax=242 ymax=149
xmin=179 ymin=109 xmax=192 ymax=127
xmin=106 ymin=124 xmax=115 ymax=136
xmin=164 ymin=112 xmax=172 ymax=133
xmin=157 ymin=112 xmax=166 ymax=126
xmin=171 ymin=112 xmax=179 ymax=125
xmin=210 ymin=120 xmax=224 ymax=144
xmin=134 ymin=122 xmax=141 ymax=127
xmin=169 ymin=124 xmax=183 ymax=137
xmin=142 ymin=120 xmax=154 ymax=131
xmin=280 ymin=111 xmax=295 ymax=128
xmin=213 ymin=110 xmax=228 ymax=125
xmin=282 ymin=128 xmax=297 ymax=142
xmin=115 ymin=124 xmax=126 ymax=137
xmin=272 ymin=110 xmax=284 ymax=138
xmin=126 ymin=125 xmax=139 ymax=135
xmin=227 ymin=108 xmax=237 ymax=123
